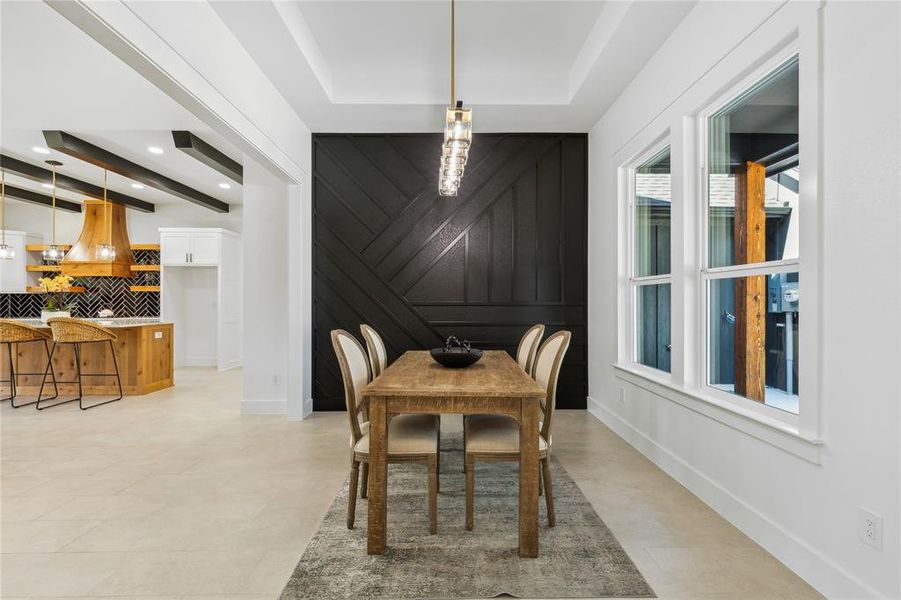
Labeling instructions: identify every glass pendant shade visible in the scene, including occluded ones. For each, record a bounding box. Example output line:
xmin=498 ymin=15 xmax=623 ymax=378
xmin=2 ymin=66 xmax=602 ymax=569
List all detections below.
xmin=43 ymin=244 xmax=66 ymax=262
xmin=96 ymin=243 xmax=116 ymax=261
xmin=0 ymin=243 xmax=14 ymax=261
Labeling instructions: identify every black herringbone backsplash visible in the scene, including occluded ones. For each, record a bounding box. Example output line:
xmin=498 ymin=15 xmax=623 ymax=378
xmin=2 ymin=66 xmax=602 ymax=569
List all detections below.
xmin=0 ymin=249 xmax=160 ymax=319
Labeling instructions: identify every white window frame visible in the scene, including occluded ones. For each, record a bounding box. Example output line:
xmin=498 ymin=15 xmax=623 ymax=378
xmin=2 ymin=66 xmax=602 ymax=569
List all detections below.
xmin=697 ymin=45 xmax=804 ymax=428
xmin=613 ymin=3 xmax=823 ymax=457
xmin=626 ymin=137 xmax=673 ymax=379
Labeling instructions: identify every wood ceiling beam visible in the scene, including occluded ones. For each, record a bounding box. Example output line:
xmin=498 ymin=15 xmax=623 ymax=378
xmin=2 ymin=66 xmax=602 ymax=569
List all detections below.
xmin=0 ymin=154 xmax=155 ymax=213
xmin=3 ymin=184 xmax=83 ymax=213
xmin=172 ymin=131 xmax=243 ymax=184
xmin=43 ymin=130 xmax=230 ymax=213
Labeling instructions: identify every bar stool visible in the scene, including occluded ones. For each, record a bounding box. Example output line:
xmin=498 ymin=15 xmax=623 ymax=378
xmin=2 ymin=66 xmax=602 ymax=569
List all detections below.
xmin=37 ymin=318 xmax=122 ymax=410
xmin=0 ymin=319 xmax=59 ymax=408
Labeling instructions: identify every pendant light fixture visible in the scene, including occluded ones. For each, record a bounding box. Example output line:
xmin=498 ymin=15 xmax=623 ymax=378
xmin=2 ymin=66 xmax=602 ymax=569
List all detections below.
xmin=42 ymin=160 xmax=66 ymax=262
xmin=0 ymin=171 xmax=14 ymax=260
xmin=95 ymin=169 xmax=116 ymax=261
xmin=438 ymin=0 xmax=472 ymax=196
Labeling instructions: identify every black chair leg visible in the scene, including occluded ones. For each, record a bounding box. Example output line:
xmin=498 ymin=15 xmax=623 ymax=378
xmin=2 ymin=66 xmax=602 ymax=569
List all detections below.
xmin=1 ymin=342 xmax=16 ymax=404
xmin=80 ymin=340 xmax=122 ymax=410
xmin=36 ymin=342 xmax=78 ymax=411
xmin=3 ymin=340 xmax=56 ymax=409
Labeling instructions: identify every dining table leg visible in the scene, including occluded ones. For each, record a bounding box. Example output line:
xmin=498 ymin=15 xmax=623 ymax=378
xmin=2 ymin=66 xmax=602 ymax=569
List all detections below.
xmin=518 ymin=396 xmax=540 ymax=557
xmin=367 ymin=395 xmax=388 ymax=555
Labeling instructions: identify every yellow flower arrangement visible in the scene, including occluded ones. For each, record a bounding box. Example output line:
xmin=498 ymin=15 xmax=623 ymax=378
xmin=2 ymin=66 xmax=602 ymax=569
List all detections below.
xmin=39 ymin=274 xmax=76 ymax=312
xmin=38 ymin=274 xmax=74 ymax=293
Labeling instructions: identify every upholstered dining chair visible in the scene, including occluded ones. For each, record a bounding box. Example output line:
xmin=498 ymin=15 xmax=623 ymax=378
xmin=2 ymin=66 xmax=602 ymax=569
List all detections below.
xmin=359 ymin=324 xmax=387 ymax=378
xmin=461 ymin=323 xmax=545 ymax=473
xmin=331 ymin=329 xmax=440 ymax=534
xmin=463 ymin=329 xmax=571 ymax=530
xmin=516 ymin=323 xmax=545 ymax=376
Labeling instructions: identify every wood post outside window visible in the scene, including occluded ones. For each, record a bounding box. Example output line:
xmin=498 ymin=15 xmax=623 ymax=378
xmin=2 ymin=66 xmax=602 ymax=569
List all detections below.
xmin=733 ymin=161 xmax=766 ymax=402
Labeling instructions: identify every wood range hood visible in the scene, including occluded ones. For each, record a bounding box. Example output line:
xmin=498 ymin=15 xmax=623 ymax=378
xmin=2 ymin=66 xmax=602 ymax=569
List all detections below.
xmin=61 ymin=200 xmax=135 ymax=277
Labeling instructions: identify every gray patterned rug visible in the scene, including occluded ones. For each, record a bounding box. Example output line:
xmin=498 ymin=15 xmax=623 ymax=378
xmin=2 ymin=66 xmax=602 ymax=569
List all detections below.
xmin=281 ymin=434 xmax=654 ymax=599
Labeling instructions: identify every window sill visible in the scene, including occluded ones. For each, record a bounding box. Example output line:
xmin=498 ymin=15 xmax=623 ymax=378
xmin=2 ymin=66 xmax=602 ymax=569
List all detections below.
xmin=611 ymin=363 xmax=822 ymax=464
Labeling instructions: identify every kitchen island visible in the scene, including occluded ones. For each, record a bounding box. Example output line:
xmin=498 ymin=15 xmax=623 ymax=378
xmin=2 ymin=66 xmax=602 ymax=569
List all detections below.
xmin=3 ymin=318 xmax=173 ymax=396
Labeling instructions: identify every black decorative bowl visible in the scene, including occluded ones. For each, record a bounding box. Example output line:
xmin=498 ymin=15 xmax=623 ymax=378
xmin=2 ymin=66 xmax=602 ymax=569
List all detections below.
xmin=430 ymin=347 xmax=483 ymax=368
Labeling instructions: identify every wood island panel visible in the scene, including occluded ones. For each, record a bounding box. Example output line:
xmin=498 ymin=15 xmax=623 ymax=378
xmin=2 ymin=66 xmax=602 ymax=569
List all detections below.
xmin=1 ymin=323 xmax=173 ymax=396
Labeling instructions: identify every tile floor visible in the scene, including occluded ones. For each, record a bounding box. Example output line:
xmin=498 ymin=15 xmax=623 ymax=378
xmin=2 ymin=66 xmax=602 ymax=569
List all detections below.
xmin=1 ymin=368 xmax=822 ymax=599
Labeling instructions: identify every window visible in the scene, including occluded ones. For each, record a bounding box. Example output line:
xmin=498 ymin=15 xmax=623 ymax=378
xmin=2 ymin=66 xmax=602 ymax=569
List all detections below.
xmin=703 ymin=56 xmax=800 ymax=415
xmin=632 ymin=146 xmax=671 ymax=373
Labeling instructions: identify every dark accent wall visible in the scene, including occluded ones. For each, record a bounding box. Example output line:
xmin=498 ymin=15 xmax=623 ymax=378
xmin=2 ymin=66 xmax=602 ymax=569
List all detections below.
xmin=313 ymin=133 xmax=587 ymax=411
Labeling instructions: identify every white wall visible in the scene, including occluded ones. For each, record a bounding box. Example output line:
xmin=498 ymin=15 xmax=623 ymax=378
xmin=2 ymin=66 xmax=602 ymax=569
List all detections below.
xmin=241 ymin=157 xmax=289 ymax=414
xmin=4 ymin=200 xmax=242 ymax=245
xmin=588 ymin=1 xmax=900 ymax=598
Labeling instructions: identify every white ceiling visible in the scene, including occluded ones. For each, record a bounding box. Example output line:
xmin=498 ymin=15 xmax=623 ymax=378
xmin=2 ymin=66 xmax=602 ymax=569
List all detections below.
xmin=1 ymin=0 xmax=698 ymax=207
xmin=0 ymin=1 xmax=243 ymax=209
xmin=209 ymin=0 xmax=697 ymax=132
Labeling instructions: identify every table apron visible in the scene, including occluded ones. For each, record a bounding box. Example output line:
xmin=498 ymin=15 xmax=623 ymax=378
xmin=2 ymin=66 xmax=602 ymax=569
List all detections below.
xmin=368 ymin=395 xmax=543 ymax=421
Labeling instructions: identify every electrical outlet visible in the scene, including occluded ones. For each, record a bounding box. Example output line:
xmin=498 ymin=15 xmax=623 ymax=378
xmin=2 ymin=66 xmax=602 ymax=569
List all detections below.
xmin=859 ymin=508 xmax=883 ymax=550
xmin=272 ymin=374 xmax=281 ymax=386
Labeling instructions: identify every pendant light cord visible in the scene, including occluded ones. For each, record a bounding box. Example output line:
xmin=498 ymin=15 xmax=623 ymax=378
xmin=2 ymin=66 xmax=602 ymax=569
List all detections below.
xmin=1 ymin=171 xmax=6 ymax=246
xmin=51 ymin=166 xmax=57 ymax=245
xmin=450 ymin=0 xmax=455 ymax=108
xmin=104 ymin=169 xmax=111 ymax=246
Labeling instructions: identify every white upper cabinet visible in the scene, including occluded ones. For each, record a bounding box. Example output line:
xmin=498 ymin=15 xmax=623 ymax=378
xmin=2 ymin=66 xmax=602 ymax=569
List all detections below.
xmin=0 ymin=231 xmax=38 ymax=293
xmin=159 ymin=228 xmax=224 ymax=266
xmin=189 ymin=232 xmax=220 ymax=265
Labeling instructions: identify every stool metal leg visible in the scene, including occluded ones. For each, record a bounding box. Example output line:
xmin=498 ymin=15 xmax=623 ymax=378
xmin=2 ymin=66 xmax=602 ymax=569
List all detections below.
xmin=37 ymin=342 xmax=79 ymax=411
xmin=3 ymin=340 xmax=58 ymax=409
xmin=1 ymin=342 xmax=15 ymax=403
xmin=79 ymin=340 xmax=122 ymax=410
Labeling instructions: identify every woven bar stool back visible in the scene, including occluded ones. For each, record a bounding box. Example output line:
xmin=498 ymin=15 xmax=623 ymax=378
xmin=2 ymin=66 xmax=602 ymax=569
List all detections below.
xmin=0 ymin=319 xmax=58 ymax=408
xmin=37 ymin=318 xmax=122 ymax=410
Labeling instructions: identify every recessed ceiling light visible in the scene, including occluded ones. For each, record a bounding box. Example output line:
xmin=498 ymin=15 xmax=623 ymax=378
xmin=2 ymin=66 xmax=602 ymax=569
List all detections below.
xmin=218 ymin=182 xmax=231 ymax=190
xmin=147 ymin=146 xmax=164 ymax=155
xmin=131 ymin=183 xmax=145 ymax=189
xmin=33 ymin=146 xmax=50 ymax=154
xmin=41 ymin=183 xmax=54 ymax=189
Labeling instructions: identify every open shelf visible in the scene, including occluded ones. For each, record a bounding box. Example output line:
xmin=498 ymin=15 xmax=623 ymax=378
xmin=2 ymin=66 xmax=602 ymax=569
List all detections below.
xmin=130 ymin=264 xmax=160 ymax=272
xmin=26 ymin=264 xmax=62 ymax=272
xmin=26 ymin=285 xmax=86 ymax=294
xmin=24 ymin=244 xmax=72 ymax=252
xmin=130 ymin=243 xmax=160 ymax=251
xmin=129 ymin=285 xmax=160 ymax=292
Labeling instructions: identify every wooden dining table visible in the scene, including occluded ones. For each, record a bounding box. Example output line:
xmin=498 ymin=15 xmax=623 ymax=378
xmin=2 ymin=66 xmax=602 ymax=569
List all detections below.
xmin=361 ymin=350 xmax=546 ymax=557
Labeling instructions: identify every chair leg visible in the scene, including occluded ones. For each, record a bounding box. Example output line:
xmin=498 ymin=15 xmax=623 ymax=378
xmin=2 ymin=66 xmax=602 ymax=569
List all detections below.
xmin=1 ymin=342 xmax=15 ymax=404
xmin=435 ymin=425 xmax=441 ymax=494
xmin=347 ymin=460 xmax=360 ymax=529
xmin=360 ymin=462 xmax=369 ymax=499
xmin=461 ymin=416 xmax=467 ymax=472
xmin=80 ymin=340 xmax=123 ymax=410
xmin=465 ymin=454 xmax=474 ymax=531
xmin=541 ymin=457 xmax=555 ymax=527
xmin=539 ymin=462 xmax=544 ymax=497
xmin=37 ymin=343 xmax=77 ymax=411
xmin=427 ymin=455 xmax=438 ymax=535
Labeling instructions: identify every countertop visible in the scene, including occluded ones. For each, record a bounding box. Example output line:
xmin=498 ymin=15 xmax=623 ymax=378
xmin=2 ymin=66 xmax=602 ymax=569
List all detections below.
xmin=11 ymin=318 xmax=171 ymax=328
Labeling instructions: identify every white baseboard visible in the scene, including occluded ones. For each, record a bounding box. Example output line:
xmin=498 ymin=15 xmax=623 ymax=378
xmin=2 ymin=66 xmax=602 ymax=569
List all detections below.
xmin=240 ymin=399 xmax=287 ymax=415
xmin=217 ymin=359 xmax=242 ymax=372
xmin=587 ymin=395 xmax=879 ymax=600
xmin=303 ymin=397 xmax=313 ymax=418
xmin=183 ymin=356 xmax=216 ymax=368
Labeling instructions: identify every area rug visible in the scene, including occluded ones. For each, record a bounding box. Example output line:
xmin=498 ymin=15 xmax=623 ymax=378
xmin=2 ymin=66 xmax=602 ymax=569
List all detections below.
xmin=280 ymin=434 xmax=655 ymax=599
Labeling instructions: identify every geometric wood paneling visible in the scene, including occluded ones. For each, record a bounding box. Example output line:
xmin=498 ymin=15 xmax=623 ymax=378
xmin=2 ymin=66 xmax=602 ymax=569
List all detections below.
xmin=313 ymin=133 xmax=587 ymax=410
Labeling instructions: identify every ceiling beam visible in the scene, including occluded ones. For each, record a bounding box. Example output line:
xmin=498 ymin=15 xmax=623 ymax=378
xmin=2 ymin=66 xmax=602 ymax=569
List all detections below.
xmin=4 ymin=184 xmax=83 ymax=213
xmin=172 ymin=131 xmax=243 ymax=184
xmin=0 ymin=154 xmax=155 ymax=213
xmin=43 ymin=131 xmax=230 ymax=213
